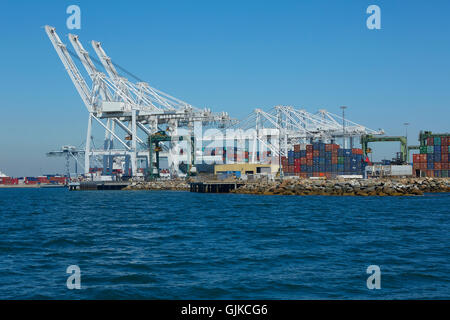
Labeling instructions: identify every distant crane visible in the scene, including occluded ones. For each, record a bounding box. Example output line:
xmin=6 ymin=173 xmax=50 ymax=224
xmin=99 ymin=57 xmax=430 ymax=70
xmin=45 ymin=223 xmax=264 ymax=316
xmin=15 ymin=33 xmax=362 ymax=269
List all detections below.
xmin=46 ymin=146 xmax=85 ymax=178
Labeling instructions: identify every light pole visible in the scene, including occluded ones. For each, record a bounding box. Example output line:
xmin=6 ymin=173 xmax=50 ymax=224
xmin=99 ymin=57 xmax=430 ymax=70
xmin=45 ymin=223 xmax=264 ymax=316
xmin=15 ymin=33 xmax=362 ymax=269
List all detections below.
xmin=404 ymin=122 xmax=410 ymax=163
xmin=340 ymin=106 xmax=347 ymax=148
xmin=403 ymin=122 xmax=409 ymax=139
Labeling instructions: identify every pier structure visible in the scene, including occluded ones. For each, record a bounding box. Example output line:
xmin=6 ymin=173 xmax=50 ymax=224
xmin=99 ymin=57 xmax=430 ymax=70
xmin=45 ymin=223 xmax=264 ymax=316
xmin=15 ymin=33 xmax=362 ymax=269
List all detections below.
xmin=190 ymin=182 xmax=244 ymax=193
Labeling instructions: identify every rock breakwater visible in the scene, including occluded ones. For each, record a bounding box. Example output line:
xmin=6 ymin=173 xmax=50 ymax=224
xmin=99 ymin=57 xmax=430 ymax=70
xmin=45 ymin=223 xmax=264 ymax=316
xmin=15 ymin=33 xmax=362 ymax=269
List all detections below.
xmin=231 ymin=178 xmax=450 ymax=196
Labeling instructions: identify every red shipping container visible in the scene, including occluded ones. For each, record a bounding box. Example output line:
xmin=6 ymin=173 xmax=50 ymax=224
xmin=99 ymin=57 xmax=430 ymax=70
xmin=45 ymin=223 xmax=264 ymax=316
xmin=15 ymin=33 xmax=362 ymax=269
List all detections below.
xmin=427 ymin=137 xmax=434 ymax=146
xmin=325 ymin=144 xmax=332 ymax=152
xmin=331 ymin=157 xmax=338 ymax=164
xmin=442 ymin=154 xmax=449 ymax=162
xmin=413 ymin=154 xmax=420 ymax=163
xmin=435 ymin=162 xmax=442 ymax=170
xmin=442 ymin=163 xmax=449 ymax=170
xmin=352 ymin=148 xmax=363 ymax=155
xmin=419 ymin=154 xmax=427 ymax=162
xmin=300 ymin=157 xmax=307 ymax=165
xmin=307 ymin=159 xmax=313 ymax=166
xmin=306 ymin=152 xmax=313 ymax=160
xmin=294 ymin=145 xmax=301 ymax=152
xmin=306 ymin=145 xmax=313 ymax=152
xmin=313 ymin=150 xmax=320 ymax=157
xmin=426 ymin=170 xmax=434 ymax=177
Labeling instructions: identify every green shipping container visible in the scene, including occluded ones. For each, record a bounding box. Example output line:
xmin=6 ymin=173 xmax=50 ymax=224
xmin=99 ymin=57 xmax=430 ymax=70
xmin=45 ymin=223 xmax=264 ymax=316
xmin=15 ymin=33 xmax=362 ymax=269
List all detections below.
xmin=442 ymin=170 xmax=448 ymax=178
xmin=420 ymin=146 xmax=427 ymax=154
xmin=434 ymin=137 xmax=441 ymax=145
xmin=427 ymin=146 xmax=434 ymax=153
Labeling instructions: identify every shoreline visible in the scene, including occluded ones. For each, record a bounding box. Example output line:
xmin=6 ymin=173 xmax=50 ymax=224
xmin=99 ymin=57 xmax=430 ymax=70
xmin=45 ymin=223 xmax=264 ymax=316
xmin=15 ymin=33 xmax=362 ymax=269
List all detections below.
xmin=0 ymin=184 xmax=65 ymax=189
xmin=231 ymin=177 xmax=450 ymax=196
xmin=124 ymin=177 xmax=450 ymax=196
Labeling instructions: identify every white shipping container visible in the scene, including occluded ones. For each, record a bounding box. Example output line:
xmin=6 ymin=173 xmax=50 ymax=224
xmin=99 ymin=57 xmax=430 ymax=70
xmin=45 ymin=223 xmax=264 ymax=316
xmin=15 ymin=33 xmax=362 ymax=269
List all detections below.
xmin=389 ymin=165 xmax=413 ymax=176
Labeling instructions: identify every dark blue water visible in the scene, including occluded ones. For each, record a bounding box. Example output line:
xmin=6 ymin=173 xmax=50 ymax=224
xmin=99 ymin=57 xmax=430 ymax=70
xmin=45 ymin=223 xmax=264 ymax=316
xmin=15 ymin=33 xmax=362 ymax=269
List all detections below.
xmin=0 ymin=188 xmax=448 ymax=299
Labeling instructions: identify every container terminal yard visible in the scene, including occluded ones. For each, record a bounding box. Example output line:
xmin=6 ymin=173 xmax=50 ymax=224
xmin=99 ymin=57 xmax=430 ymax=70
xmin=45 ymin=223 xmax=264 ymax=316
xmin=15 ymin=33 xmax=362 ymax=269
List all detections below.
xmin=1 ymin=26 xmax=449 ymax=190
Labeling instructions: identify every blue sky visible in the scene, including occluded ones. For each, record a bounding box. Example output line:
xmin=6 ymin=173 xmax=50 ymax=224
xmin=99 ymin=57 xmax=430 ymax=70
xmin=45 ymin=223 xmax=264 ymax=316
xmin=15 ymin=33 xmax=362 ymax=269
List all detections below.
xmin=0 ymin=0 xmax=449 ymax=176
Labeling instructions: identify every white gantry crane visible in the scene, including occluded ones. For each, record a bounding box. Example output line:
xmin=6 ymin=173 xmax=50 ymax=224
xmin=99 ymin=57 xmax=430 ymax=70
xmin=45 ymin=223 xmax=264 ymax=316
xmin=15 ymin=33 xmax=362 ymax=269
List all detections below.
xmin=202 ymin=105 xmax=384 ymax=163
xmin=45 ymin=26 xmax=231 ymax=178
xmin=45 ymin=25 xmax=382 ymax=174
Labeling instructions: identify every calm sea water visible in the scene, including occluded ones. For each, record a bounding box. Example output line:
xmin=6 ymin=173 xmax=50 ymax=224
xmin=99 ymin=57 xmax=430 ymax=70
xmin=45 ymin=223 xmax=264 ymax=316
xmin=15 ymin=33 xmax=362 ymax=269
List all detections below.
xmin=0 ymin=188 xmax=448 ymax=299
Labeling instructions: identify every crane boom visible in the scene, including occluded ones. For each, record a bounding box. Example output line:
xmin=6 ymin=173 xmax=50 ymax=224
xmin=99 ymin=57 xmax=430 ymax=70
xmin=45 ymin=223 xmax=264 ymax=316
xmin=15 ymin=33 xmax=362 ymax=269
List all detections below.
xmin=69 ymin=34 xmax=112 ymax=101
xmin=45 ymin=26 xmax=93 ymax=112
xmin=91 ymin=40 xmax=120 ymax=79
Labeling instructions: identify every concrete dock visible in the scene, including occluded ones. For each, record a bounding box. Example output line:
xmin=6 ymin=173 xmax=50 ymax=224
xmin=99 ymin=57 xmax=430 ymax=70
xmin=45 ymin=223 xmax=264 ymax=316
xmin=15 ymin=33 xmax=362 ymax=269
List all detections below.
xmin=190 ymin=182 xmax=244 ymax=193
xmin=70 ymin=181 xmax=130 ymax=191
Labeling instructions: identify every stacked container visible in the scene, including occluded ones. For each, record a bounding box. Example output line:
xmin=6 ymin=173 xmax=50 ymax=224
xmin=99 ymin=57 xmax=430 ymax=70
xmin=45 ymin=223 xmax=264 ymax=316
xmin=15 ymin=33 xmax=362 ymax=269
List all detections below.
xmin=281 ymin=143 xmax=366 ymax=178
xmin=204 ymin=147 xmax=273 ymax=164
xmin=413 ymin=135 xmax=449 ymax=177
xmin=0 ymin=177 xmax=19 ymax=185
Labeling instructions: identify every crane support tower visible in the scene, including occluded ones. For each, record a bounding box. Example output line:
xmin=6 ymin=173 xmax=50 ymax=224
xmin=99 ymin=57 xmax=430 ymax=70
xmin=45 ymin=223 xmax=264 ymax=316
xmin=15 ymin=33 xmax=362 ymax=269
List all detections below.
xmin=361 ymin=135 xmax=408 ymax=163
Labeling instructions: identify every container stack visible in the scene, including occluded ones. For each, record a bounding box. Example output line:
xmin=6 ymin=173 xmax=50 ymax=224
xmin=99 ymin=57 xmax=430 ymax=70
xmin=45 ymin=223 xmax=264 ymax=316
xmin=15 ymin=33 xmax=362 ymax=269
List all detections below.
xmin=281 ymin=143 xmax=366 ymax=178
xmin=203 ymin=147 xmax=272 ymax=164
xmin=413 ymin=136 xmax=449 ymax=177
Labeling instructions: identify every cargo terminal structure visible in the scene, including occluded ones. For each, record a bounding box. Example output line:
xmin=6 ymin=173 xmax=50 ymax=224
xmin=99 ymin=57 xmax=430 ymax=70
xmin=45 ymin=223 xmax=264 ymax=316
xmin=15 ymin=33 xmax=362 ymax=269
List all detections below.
xmin=45 ymin=25 xmax=400 ymax=181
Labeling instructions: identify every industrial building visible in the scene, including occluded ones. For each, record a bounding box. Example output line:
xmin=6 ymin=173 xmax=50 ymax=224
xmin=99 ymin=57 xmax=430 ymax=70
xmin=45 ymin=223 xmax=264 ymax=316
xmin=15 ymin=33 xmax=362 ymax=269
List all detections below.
xmin=214 ymin=163 xmax=279 ymax=178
